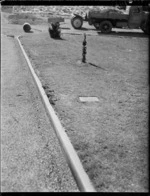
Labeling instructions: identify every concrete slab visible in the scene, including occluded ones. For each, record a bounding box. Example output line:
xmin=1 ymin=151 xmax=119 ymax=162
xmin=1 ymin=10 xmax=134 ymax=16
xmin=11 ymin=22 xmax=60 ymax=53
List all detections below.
xmin=79 ymin=97 xmax=99 ymax=103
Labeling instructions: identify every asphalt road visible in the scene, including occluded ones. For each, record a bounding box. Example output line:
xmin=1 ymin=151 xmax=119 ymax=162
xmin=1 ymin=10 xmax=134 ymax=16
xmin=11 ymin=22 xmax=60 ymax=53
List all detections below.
xmin=1 ymin=34 xmax=78 ymax=192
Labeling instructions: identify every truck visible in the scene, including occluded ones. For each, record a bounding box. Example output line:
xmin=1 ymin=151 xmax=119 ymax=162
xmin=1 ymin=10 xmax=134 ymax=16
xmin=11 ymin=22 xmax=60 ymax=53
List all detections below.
xmin=71 ymin=6 xmax=149 ymax=34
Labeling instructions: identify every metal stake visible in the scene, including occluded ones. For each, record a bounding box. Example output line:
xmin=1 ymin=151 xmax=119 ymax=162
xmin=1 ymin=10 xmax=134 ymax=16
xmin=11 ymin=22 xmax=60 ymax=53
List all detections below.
xmin=82 ymin=33 xmax=87 ymax=63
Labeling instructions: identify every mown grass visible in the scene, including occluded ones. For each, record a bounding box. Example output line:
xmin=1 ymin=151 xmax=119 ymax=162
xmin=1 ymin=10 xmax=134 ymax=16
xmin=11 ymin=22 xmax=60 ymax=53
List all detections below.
xmin=20 ymin=32 xmax=148 ymax=192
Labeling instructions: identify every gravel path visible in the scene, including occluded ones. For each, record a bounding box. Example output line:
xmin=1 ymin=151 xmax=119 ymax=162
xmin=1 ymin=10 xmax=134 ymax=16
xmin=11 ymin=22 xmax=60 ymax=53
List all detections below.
xmin=1 ymin=34 xmax=78 ymax=192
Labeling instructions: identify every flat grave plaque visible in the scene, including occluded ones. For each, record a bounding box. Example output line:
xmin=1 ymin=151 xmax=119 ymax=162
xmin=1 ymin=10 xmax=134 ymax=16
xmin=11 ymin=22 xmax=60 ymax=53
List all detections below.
xmin=79 ymin=97 xmax=99 ymax=103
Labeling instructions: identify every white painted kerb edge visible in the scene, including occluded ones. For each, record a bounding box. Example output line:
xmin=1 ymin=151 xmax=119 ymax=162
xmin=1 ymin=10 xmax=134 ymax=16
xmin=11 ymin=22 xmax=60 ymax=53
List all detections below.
xmin=16 ymin=36 xmax=96 ymax=192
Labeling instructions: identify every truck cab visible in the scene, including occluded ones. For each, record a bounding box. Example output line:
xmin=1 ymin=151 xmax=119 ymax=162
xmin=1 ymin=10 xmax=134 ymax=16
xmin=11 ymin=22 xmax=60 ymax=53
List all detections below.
xmin=128 ymin=6 xmax=144 ymax=28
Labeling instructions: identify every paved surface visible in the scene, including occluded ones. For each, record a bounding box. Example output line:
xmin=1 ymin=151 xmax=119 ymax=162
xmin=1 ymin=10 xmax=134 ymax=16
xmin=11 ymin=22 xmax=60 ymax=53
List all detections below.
xmin=33 ymin=18 xmax=145 ymax=38
xmin=1 ymin=34 xmax=78 ymax=192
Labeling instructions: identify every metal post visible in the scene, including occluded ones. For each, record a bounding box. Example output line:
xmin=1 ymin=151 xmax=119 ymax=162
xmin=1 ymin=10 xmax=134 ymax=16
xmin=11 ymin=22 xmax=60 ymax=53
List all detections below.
xmin=82 ymin=33 xmax=87 ymax=63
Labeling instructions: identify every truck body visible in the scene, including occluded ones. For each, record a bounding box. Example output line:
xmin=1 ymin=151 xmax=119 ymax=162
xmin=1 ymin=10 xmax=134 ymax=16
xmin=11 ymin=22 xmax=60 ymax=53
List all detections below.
xmin=71 ymin=6 xmax=149 ymax=34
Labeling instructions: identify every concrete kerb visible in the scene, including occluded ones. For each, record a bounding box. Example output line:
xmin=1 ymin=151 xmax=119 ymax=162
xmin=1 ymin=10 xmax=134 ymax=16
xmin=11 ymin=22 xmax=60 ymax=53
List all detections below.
xmin=16 ymin=35 xmax=96 ymax=192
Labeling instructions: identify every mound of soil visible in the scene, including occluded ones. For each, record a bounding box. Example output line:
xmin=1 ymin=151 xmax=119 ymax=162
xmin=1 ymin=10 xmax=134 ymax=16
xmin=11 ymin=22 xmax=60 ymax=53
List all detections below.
xmin=8 ymin=13 xmax=46 ymax=25
xmin=1 ymin=6 xmax=13 ymax=13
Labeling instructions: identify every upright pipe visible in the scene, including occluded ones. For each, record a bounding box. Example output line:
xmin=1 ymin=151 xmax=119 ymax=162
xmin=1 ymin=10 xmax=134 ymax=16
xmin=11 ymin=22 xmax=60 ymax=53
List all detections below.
xmin=82 ymin=33 xmax=87 ymax=63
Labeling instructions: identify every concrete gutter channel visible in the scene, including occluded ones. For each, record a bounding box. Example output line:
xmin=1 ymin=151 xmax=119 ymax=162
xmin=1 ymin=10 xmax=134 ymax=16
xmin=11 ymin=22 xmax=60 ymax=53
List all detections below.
xmin=16 ymin=35 xmax=96 ymax=192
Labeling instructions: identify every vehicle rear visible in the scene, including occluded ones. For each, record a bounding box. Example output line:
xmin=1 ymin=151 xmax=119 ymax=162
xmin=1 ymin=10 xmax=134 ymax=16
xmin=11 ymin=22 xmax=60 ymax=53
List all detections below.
xmin=87 ymin=8 xmax=129 ymax=32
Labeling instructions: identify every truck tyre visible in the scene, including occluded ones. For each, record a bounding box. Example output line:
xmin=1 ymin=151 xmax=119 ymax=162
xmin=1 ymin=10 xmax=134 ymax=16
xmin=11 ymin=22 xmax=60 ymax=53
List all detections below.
xmin=141 ymin=21 xmax=149 ymax=35
xmin=99 ymin=21 xmax=112 ymax=33
xmin=71 ymin=16 xmax=83 ymax=29
xmin=93 ymin=23 xmax=101 ymax=30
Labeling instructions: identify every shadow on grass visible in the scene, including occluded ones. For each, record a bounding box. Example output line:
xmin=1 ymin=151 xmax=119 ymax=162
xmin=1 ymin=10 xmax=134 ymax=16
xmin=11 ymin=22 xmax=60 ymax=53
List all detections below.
xmin=88 ymin=62 xmax=106 ymax=70
xmin=49 ymin=36 xmax=66 ymax=40
xmin=97 ymin=31 xmax=148 ymax=38
xmin=79 ymin=27 xmax=89 ymax=31
xmin=61 ymin=27 xmax=70 ymax=30
xmin=57 ymin=37 xmax=66 ymax=40
xmin=24 ymin=30 xmax=34 ymax=33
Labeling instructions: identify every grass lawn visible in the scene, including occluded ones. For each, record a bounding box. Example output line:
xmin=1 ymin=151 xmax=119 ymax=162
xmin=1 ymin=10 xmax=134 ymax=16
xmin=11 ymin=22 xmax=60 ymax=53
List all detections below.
xmin=20 ymin=31 xmax=148 ymax=192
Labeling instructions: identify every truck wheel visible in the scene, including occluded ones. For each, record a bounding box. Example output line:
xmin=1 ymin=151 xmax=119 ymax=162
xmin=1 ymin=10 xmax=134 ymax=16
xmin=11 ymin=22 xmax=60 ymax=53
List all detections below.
xmin=71 ymin=16 xmax=83 ymax=29
xmin=93 ymin=23 xmax=101 ymax=30
xmin=142 ymin=26 xmax=149 ymax=35
xmin=141 ymin=21 xmax=149 ymax=35
xmin=99 ymin=21 xmax=112 ymax=33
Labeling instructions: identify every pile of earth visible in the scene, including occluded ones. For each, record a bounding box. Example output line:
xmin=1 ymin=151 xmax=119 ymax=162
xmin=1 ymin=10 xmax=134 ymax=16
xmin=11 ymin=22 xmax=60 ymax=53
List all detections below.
xmin=7 ymin=13 xmax=47 ymax=25
xmin=5 ymin=6 xmax=128 ymax=25
xmin=13 ymin=6 xmax=126 ymax=18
